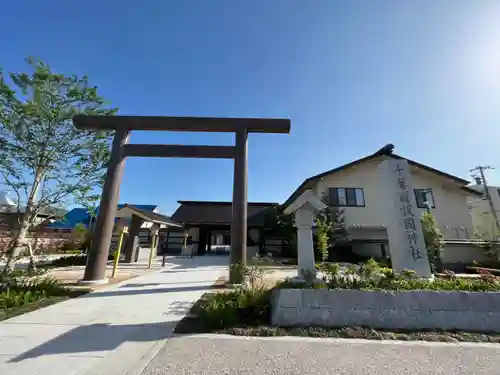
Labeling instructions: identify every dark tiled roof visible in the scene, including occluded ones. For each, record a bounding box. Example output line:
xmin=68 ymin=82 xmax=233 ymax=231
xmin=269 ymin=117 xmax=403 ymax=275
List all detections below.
xmin=283 ymin=144 xmax=481 ymax=207
xmin=117 ymin=204 xmax=158 ymax=211
xmin=122 ymin=205 xmax=182 ymax=227
xmin=171 ymin=201 xmax=279 ymax=226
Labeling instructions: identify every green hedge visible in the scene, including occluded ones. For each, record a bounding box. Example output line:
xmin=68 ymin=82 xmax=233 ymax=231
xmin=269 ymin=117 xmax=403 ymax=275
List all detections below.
xmin=49 ymin=253 xmax=115 ymax=268
xmin=1 ymin=278 xmax=67 ymax=309
xmin=175 ymin=287 xmax=271 ymax=333
xmin=50 ymin=255 xmax=87 ymax=267
xmin=286 ymin=261 xmax=500 ymax=292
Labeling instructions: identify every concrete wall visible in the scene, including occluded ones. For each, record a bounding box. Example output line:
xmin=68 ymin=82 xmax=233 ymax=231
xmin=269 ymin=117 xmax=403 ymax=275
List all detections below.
xmin=313 ymin=156 xmax=475 ymax=240
xmin=0 ymin=229 xmax=72 ymax=253
xmin=272 ymin=288 xmax=500 ymax=332
xmin=441 ymin=243 xmax=491 ymax=264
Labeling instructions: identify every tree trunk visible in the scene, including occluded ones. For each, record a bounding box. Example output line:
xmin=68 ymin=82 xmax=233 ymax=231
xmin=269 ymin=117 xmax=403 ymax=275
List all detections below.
xmin=3 ymin=221 xmax=30 ymax=273
xmin=27 ymin=240 xmax=37 ymax=276
xmin=3 ymin=175 xmax=42 ymax=274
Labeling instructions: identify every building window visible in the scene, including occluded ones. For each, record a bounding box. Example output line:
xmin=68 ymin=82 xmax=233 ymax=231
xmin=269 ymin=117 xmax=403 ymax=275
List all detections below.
xmin=414 ymin=188 xmax=435 ymax=208
xmin=328 ymin=188 xmax=365 ymax=207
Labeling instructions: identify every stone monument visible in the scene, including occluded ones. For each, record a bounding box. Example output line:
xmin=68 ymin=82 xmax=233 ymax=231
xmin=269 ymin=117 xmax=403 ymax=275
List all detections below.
xmin=378 ymin=159 xmax=432 ymax=277
xmin=284 ymin=189 xmax=327 ymax=279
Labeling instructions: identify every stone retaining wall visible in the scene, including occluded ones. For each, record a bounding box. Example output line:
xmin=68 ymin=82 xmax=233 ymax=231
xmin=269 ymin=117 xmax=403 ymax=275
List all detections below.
xmin=271 ymin=288 xmax=500 ymax=332
xmin=0 ymin=229 xmax=72 ymax=252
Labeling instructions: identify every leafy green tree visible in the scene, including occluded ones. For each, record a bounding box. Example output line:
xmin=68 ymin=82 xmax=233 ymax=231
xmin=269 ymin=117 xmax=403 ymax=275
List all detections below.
xmin=74 ymin=188 xmax=100 ymax=253
xmin=314 ymin=194 xmax=347 ymax=261
xmin=315 ymin=214 xmax=331 ymax=262
xmin=421 ymin=212 xmax=444 ymax=272
xmin=261 ymin=205 xmax=296 ymax=257
xmin=0 ymin=57 xmax=116 ymax=272
xmin=68 ymin=223 xmax=90 ymax=250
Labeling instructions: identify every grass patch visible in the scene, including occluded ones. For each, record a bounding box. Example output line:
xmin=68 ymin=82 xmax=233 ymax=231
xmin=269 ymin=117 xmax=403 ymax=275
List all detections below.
xmin=219 ymin=326 xmax=500 ymax=343
xmin=0 ymin=292 xmax=86 ymax=321
xmin=175 ymin=287 xmax=271 ymax=334
xmin=0 ymin=277 xmax=88 ymax=321
xmin=310 ymin=260 xmax=500 ymax=292
xmin=46 ymin=255 xmax=87 ymax=267
xmin=40 ymin=254 xmax=115 ymax=269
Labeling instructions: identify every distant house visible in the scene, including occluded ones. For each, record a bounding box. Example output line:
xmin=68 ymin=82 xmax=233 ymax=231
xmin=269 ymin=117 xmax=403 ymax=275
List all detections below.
xmin=282 ymin=144 xmax=485 ymax=266
xmin=0 ymin=191 xmax=66 ymax=230
xmin=47 ymin=204 xmax=160 ymax=229
xmin=467 ymin=179 xmax=500 ymax=239
xmin=48 ymin=204 xmax=162 ymax=247
xmin=167 ymin=201 xmax=278 ymax=256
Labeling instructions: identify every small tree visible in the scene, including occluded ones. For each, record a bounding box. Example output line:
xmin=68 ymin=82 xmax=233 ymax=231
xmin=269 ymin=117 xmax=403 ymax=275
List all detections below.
xmin=421 ymin=212 xmax=444 ymax=272
xmin=0 ymin=57 xmax=116 ymax=273
xmin=261 ymin=205 xmax=295 ymax=257
xmin=68 ymin=223 xmax=90 ymax=250
xmin=315 ymin=213 xmax=331 ymax=262
xmin=314 ymin=194 xmax=347 ymax=261
xmin=74 ymin=188 xmax=100 ymax=253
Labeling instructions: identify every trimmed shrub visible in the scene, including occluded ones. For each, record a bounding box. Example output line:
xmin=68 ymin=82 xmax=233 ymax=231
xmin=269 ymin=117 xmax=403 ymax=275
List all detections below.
xmin=303 ymin=260 xmax=500 ymax=292
xmin=198 ymin=287 xmax=271 ymax=330
xmin=50 ymin=255 xmax=87 ymax=267
xmin=1 ymin=278 xmax=67 ymax=309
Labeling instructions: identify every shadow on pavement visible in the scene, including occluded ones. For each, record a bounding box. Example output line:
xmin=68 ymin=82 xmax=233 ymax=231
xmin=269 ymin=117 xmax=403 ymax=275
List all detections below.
xmin=79 ymin=284 xmax=216 ymax=297
xmin=9 ymin=321 xmax=180 ymax=363
xmin=162 ymin=255 xmax=229 ymax=271
xmin=120 ymin=280 xmax=217 ymax=288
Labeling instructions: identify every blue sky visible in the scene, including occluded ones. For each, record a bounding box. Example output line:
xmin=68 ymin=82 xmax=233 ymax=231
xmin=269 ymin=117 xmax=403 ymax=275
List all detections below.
xmin=2 ymin=1 xmax=499 ymax=214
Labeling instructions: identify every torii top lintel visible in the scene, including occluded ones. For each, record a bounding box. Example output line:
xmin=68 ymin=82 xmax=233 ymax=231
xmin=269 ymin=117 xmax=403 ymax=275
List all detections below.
xmin=73 ymin=115 xmax=291 ymax=134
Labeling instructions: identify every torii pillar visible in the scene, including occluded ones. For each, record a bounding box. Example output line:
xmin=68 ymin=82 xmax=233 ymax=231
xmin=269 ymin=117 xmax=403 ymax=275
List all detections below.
xmin=74 ymin=115 xmax=290 ymax=285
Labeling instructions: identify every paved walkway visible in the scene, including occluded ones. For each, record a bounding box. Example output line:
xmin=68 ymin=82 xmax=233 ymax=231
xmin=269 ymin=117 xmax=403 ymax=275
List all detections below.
xmin=0 ymin=256 xmax=228 ymax=375
xmin=4 ymin=256 xmax=499 ymax=375
xmin=141 ymin=335 xmax=500 ymax=375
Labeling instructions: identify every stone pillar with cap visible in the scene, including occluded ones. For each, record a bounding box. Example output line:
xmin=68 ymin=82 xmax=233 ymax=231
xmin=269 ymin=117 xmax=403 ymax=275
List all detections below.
xmin=284 ymin=189 xmax=327 ymax=279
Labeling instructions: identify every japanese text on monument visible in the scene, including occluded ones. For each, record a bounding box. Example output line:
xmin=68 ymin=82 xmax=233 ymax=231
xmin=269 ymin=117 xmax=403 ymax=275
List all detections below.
xmin=395 ymin=164 xmax=422 ymax=262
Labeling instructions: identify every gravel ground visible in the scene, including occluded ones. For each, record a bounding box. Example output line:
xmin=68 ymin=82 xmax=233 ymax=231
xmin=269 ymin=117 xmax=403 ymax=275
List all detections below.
xmin=139 ymin=334 xmax=500 ymax=375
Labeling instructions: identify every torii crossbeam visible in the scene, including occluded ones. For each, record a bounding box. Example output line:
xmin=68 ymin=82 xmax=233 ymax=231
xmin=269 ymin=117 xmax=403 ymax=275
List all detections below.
xmin=73 ymin=115 xmax=291 ymax=284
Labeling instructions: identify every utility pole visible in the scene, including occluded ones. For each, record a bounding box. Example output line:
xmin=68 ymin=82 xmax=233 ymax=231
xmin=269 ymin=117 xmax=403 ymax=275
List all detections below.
xmin=470 ymin=165 xmax=500 ymax=233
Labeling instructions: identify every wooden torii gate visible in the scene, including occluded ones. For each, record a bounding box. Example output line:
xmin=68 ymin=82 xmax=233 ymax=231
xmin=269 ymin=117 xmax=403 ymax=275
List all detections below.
xmin=73 ymin=115 xmax=290 ymax=284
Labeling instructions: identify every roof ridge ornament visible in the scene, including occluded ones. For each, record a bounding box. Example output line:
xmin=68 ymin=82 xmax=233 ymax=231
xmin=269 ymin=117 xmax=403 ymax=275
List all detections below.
xmin=374 ymin=143 xmax=395 ymax=156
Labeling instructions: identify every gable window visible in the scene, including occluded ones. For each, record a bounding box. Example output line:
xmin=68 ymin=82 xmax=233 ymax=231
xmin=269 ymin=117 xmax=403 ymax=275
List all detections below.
xmin=329 ymin=188 xmax=365 ymax=207
xmin=414 ymin=189 xmax=435 ymax=209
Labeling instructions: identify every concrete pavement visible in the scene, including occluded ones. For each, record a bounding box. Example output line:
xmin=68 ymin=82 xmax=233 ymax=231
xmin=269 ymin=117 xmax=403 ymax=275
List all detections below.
xmin=3 ymin=254 xmax=500 ymax=375
xmin=0 ymin=256 xmax=228 ymax=375
xmin=140 ymin=335 xmax=500 ymax=375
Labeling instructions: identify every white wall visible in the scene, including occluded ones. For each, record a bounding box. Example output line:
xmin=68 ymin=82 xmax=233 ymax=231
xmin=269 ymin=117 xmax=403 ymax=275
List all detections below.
xmin=313 ymin=156 xmax=475 ymax=240
xmin=441 ymin=243 xmax=490 ymax=264
xmin=351 ymin=241 xmax=489 ymax=266
xmin=468 ymin=186 xmax=500 ymax=238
